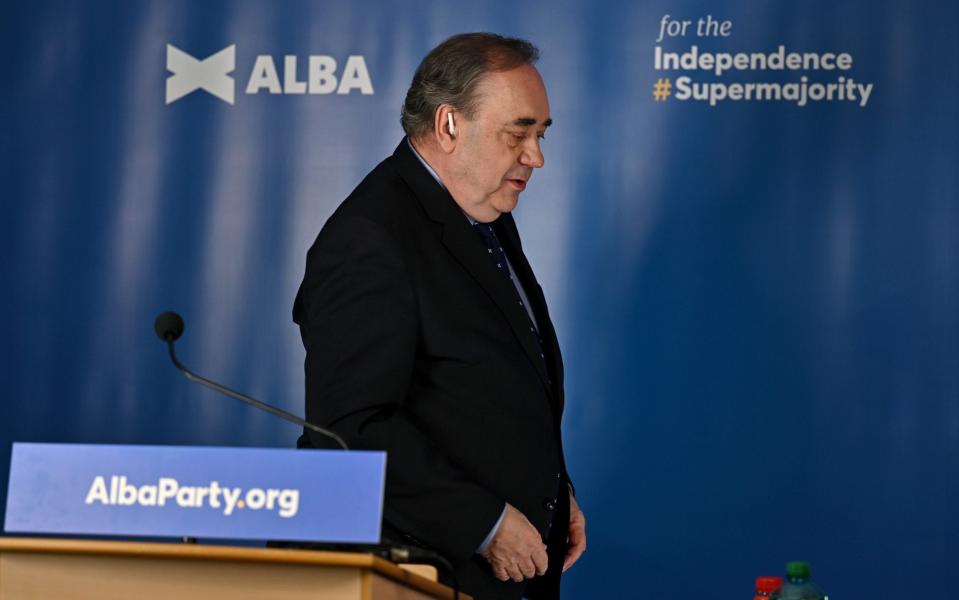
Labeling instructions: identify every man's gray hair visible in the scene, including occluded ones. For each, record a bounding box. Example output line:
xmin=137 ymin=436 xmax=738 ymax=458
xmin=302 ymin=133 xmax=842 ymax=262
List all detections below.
xmin=401 ymin=33 xmax=540 ymax=140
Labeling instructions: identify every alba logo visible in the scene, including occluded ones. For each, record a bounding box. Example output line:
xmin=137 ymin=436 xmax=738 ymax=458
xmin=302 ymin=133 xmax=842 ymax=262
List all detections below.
xmin=166 ymin=44 xmax=236 ymax=104
xmin=165 ymin=43 xmax=374 ymax=105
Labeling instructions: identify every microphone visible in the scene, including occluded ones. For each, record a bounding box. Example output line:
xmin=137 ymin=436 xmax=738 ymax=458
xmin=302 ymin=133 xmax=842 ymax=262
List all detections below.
xmin=153 ymin=311 xmax=349 ymax=450
xmin=154 ymin=311 xmax=185 ymax=342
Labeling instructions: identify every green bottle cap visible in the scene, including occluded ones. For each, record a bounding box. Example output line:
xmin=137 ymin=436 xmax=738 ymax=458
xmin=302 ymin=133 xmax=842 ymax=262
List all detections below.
xmin=786 ymin=561 xmax=811 ymax=580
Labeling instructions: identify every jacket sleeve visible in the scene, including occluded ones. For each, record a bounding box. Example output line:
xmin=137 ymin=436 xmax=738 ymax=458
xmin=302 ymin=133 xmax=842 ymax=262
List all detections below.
xmin=294 ymin=214 xmax=504 ymax=562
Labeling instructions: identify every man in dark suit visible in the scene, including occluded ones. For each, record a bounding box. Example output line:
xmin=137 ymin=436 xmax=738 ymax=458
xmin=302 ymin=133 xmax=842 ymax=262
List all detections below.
xmin=293 ymin=33 xmax=585 ymax=599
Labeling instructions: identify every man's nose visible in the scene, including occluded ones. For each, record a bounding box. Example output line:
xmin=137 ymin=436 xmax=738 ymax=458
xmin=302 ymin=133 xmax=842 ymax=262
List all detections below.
xmin=520 ymin=139 xmax=545 ymax=168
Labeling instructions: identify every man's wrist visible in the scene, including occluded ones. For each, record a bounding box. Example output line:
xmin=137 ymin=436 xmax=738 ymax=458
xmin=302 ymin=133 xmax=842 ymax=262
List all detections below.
xmin=476 ymin=503 xmax=508 ymax=553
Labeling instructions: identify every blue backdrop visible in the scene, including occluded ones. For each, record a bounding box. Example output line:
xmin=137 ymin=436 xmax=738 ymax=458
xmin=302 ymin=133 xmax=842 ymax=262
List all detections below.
xmin=2 ymin=1 xmax=956 ymax=597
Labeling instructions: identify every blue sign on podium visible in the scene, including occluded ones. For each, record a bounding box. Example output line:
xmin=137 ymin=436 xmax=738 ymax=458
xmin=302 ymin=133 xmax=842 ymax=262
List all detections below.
xmin=4 ymin=443 xmax=386 ymax=543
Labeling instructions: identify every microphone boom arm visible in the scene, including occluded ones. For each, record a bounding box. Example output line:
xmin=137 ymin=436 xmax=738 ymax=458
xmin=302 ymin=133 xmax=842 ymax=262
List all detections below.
xmin=164 ymin=339 xmax=349 ymax=451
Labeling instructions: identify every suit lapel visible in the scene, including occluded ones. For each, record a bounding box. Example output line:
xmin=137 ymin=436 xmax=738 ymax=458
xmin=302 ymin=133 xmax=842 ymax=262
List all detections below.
xmin=390 ymin=139 xmax=554 ymax=396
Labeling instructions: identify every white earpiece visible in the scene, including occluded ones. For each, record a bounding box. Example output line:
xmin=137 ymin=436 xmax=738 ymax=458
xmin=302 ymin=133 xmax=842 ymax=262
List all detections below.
xmin=447 ymin=112 xmax=456 ymax=136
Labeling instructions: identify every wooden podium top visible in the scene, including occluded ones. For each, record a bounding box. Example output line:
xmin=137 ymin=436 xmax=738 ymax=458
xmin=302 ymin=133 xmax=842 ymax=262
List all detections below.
xmin=0 ymin=536 xmax=470 ymax=600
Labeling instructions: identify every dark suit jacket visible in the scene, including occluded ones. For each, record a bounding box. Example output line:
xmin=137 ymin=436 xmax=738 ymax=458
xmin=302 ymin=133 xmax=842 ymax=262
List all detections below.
xmin=293 ymin=138 xmax=572 ymax=599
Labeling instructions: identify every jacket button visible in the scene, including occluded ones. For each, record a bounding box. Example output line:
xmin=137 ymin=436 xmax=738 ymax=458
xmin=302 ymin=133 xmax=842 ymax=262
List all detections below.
xmin=543 ymin=498 xmax=557 ymax=512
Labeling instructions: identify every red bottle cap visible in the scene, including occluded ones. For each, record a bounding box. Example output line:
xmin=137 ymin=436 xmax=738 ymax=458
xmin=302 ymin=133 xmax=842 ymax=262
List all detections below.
xmin=755 ymin=576 xmax=784 ymax=593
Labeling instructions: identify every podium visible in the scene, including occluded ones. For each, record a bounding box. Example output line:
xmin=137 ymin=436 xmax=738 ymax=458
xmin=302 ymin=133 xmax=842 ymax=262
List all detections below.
xmin=0 ymin=537 xmax=469 ymax=599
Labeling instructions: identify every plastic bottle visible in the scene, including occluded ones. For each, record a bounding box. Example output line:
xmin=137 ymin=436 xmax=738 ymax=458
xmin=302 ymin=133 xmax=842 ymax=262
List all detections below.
xmin=754 ymin=576 xmax=783 ymax=599
xmin=769 ymin=561 xmax=827 ymax=600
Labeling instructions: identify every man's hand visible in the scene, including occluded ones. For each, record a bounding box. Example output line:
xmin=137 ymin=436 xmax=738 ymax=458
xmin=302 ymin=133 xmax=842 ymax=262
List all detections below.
xmin=563 ymin=490 xmax=586 ymax=572
xmin=480 ymin=503 xmax=549 ymax=582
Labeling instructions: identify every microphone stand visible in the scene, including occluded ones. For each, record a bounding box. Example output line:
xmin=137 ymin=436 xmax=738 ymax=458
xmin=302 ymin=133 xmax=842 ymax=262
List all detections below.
xmin=163 ymin=337 xmax=349 ymax=451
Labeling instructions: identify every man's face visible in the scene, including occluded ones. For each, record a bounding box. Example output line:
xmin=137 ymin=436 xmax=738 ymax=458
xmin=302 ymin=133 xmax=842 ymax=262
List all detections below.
xmin=447 ymin=65 xmax=551 ymax=223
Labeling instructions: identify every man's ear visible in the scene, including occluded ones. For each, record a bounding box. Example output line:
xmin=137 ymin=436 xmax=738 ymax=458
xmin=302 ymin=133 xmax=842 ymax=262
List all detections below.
xmin=434 ymin=104 xmax=457 ymax=153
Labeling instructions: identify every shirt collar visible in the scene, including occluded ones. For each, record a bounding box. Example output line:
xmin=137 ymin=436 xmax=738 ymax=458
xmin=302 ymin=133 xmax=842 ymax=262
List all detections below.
xmin=407 ymin=138 xmax=445 ymax=191
xmin=406 ymin=137 xmax=478 ymax=225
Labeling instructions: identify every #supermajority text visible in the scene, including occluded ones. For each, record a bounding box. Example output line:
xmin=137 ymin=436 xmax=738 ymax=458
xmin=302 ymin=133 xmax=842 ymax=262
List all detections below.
xmin=654 ymin=45 xmax=874 ymax=107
